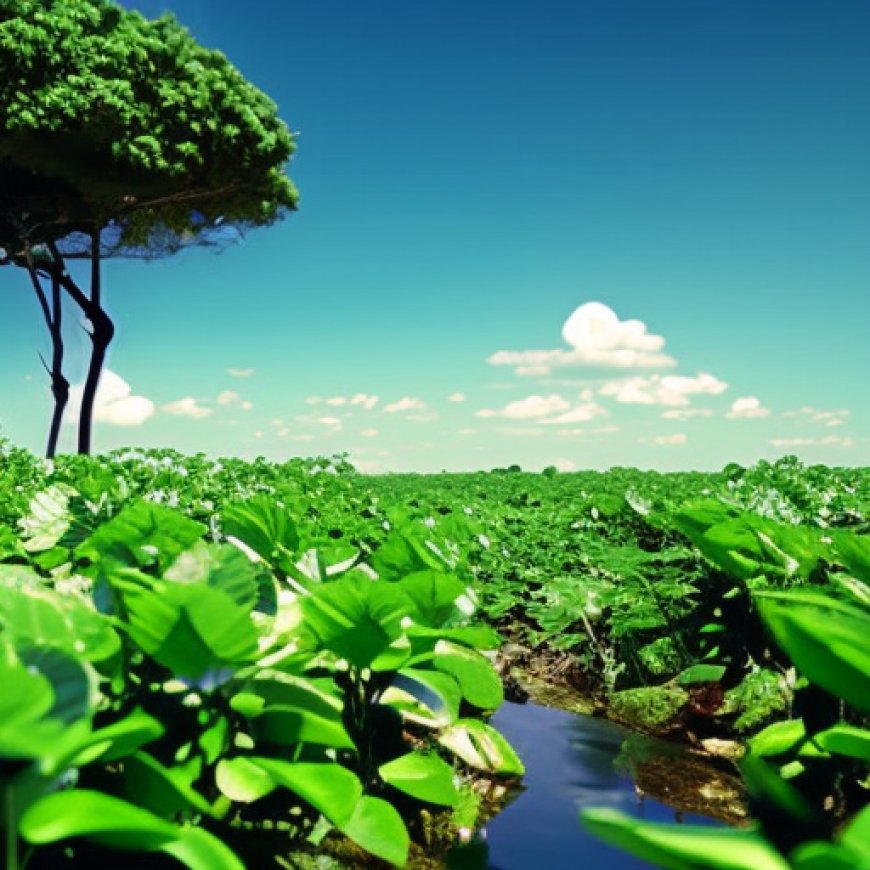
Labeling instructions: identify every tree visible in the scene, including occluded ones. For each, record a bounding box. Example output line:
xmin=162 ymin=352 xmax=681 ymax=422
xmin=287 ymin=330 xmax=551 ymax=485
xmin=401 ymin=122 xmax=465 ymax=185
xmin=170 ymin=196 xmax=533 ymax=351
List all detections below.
xmin=0 ymin=0 xmax=298 ymax=455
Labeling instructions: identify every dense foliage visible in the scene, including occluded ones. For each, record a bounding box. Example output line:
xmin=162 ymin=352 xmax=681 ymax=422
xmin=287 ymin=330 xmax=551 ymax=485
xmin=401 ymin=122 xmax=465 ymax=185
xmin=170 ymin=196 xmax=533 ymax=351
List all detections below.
xmin=1 ymin=441 xmax=869 ymax=867
xmin=0 ymin=0 xmax=297 ymax=244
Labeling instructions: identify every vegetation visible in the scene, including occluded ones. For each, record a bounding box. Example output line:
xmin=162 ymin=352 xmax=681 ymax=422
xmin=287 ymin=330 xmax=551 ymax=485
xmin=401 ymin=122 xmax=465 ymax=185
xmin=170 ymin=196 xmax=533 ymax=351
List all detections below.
xmin=0 ymin=0 xmax=297 ymax=455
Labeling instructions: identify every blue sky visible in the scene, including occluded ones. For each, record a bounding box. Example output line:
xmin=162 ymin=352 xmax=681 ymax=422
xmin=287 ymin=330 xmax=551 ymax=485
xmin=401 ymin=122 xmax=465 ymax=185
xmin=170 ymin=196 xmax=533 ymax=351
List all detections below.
xmin=1 ymin=0 xmax=868 ymax=472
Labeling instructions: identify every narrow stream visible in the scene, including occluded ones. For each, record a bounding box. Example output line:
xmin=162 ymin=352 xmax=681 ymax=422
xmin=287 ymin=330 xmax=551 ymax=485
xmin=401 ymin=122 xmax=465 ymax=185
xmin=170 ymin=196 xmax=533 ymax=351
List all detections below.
xmin=452 ymin=702 xmax=725 ymax=869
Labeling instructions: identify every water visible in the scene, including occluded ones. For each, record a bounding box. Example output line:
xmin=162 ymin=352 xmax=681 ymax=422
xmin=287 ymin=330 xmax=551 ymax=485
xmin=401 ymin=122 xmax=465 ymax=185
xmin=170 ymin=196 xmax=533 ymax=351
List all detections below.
xmin=457 ymin=702 xmax=723 ymax=869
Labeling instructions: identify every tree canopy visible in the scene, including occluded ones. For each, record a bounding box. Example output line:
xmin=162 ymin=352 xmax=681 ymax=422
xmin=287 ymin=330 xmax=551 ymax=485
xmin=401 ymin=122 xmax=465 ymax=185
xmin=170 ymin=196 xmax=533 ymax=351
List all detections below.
xmin=0 ymin=0 xmax=298 ymax=253
xmin=0 ymin=0 xmax=299 ymax=456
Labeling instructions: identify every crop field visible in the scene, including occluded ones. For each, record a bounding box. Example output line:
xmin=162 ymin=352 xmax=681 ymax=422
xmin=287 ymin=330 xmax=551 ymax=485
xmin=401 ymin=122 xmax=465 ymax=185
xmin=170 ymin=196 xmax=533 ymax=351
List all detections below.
xmin=2 ymin=441 xmax=870 ymax=868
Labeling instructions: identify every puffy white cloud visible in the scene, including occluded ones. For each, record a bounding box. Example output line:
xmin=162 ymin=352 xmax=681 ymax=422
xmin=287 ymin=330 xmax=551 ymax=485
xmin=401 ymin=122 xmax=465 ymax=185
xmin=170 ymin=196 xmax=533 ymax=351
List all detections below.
xmin=384 ymin=397 xmax=427 ymax=414
xmin=360 ymin=428 xmax=379 ymax=438
xmin=351 ymin=393 xmax=379 ymax=410
xmin=782 ymin=407 xmax=850 ymax=428
xmin=227 ymin=367 xmax=255 ymax=378
xmin=448 ymin=392 xmax=466 ymax=403
xmin=727 ymin=397 xmax=771 ymax=419
xmin=488 ymin=302 xmax=676 ymax=376
xmin=217 ymin=390 xmax=240 ymax=406
xmin=540 ymin=401 xmax=608 ymax=426
xmin=661 ymin=408 xmax=714 ymax=420
xmin=68 ymin=370 xmax=155 ymax=427
xmin=600 ymin=372 xmax=727 ymax=407
xmin=553 ymin=458 xmax=576 ymax=472
xmin=162 ymin=397 xmax=213 ymax=420
xmin=770 ymin=435 xmax=854 ymax=448
xmin=476 ymin=394 xmax=570 ymax=420
xmin=653 ymin=433 xmax=687 ymax=445
xmin=556 ymin=425 xmax=620 ymax=437
xmin=325 ymin=396 xmax=348 ymax=406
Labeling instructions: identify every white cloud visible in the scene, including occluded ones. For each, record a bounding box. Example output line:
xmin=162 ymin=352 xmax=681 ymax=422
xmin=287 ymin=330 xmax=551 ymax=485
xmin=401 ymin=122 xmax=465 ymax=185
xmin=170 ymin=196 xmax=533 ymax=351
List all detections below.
xmin=448 ymin=392 xmax=466 ymax=403
xmin=476 ymin=394 xmax=570 ymax=420
xmin=770 ymin=435 xmax=855 ymax=448
xmin=600 ymin=372 xmax=727 ymax=407
xmin=727 ymin=397 xmax=771 ymax=419
xmin=67 ymin=369 xmax=155 ymax=427
xmin=216 ymin=390 xmax=253 ymax=411
xmin=661 ymin=408 xmax=714 ymax=420
xmin=488 ymin=302 xmax=676 ymax=376
xmin=782 ymin=407 xmax=850 ymax=428
xmin=163 ymin=397 xmax=213 ymax=420
xmin=384 ymin=397 xmax=427 ymax=414
xmin=360 ymin=428 xmax=379 ymax=438
xmin=350 ymin=393 xmax=379 ymax=410
xmin=217 ymin=390 xmax=240 ymax=406
xmin=653 ymin=433 xmax=687 ymax=445
xmin=556 ymin=425 xmax=620 ymax=437
xmin=227 ymin=367 xmax=255 ymax=378
xmin=316 ymin=416 xmax=343 ymax=432
xmin=325 ymin=396 xmax=348 ymax=406
xmin=540 ymin=401 xmax=608 ymax=425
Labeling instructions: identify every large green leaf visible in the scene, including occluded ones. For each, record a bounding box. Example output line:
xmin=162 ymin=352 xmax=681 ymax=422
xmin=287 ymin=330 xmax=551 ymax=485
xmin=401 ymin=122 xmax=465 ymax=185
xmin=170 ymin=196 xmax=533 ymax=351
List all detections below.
xmin=437 ymin=719 xmax=524 ymax=776
xmin=20 ymin=790 xmax=243 ymax=869
xmin=245 ymin=758 xmax=362 ymax=828
xmin=301 ymin=574 xmax=407 ymax=669
xmin=581 ymin=808 xmax=790 ymax=870
xmin=164 ymin=541 xmax=263 ymax=611
xmin=813 ymin=724 xmax=870 ymax=762
xmin=76 ymin=501 xmax=205 ymax=573
xmin=216 ymin=756 xmax=277 ymax=803
xmin=379 ymin=752 xmax=459 ymax=806
xmin=338 ymin=796 xmax=409 ymax=867
xmin=432 ymin=641 xmax=503 ymax=709
xmin=397 ymin=570 xmax=469 ymax=627
xmin=757 ymin=592 xmax=870 ymax=714
xmin=387 ymin=668 xmax=462 ymax=726
xmin=118 ymin=577 xmax=259 ymax=680
xmin=222 ymin=496 xmax=299 ymax=567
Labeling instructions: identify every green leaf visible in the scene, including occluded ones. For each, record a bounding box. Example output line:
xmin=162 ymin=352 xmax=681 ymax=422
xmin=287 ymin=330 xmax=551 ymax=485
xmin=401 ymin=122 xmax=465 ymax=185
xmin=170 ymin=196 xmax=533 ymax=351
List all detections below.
xmin=740 ymin=754 xmax=816 ymax=824
xmin=813 ymin=724 xmax=870 ymax=762
xmin=215 ymin=756 xmax=277 ymax=803
xmin=245 ymin=758 xmax=362 ymax=828
xmin=757 ymin=592 xmax=870 ymax=715
xmin=120 ymin=579 xmax=258 ymax=680
xmin=581 ymin=808 xmax=790 ymax=870
xmin=301 ymin=574 xmax=407 ymax=669
xmin=20 ymin=790 xmax=178 ymax=850
xmin=397 ymin=570 xmax=469 ymax=627
xmin=839 ymin=804 xmax=870 ymax=864
xmin=77 ymin=501 xmax=205 ymax=573
xmin=338 ymin=796 xmax=409 ymax=867
xmin=222 ymin=496 xmax=299 ymax=566
xmin=161 ymin=825 xmax=245 ymax=870
xmin=164 ymin=541 xmax=263 ymax=611
xmin=432 ymin=641 xmax=503 ymax=709
xmin=438 ymin=718 xmax=524 ymax=776
xmin=677 ymin=664 xmax=726 ymax=685
xmin=123 ymin=752 xmax=215 ymax=818
xmin=748 ymin=719 xmax=806 ymax=758
xmin=388 ymin=668 xmax=462 ymax=726
xmin=379 ymin=752 xmax=459 ymax=806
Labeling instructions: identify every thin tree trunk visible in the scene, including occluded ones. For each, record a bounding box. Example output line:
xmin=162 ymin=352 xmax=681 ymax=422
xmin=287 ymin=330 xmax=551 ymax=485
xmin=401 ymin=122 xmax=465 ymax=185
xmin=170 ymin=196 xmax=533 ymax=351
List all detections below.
xmin=23 ymin=250 xmax=68 ymax=459
xmin=47 ymin=233 xmax=114 ymax=455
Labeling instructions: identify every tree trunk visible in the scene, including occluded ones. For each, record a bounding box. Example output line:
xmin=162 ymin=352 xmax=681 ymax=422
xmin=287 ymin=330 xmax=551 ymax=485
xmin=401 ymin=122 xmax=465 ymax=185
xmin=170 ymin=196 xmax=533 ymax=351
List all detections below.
xmin=48 ymin=234 xmax=114 ymax=455
xmin=23 ymin=254 xmax=68 ymax=459
xmin=45 ymin=273 xmax=69 ymax=458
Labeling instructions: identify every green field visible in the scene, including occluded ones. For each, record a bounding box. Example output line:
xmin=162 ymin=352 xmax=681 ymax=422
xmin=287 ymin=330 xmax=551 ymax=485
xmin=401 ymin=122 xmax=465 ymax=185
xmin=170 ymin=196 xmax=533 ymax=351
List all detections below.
xmin=2 ymin=441 xmax=870 ymax=868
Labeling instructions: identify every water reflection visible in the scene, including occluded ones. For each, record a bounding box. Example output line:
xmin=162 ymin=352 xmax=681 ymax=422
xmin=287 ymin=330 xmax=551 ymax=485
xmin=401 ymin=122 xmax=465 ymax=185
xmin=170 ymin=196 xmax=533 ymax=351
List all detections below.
xmin=449 ymin=702 xmax=723 ymax=870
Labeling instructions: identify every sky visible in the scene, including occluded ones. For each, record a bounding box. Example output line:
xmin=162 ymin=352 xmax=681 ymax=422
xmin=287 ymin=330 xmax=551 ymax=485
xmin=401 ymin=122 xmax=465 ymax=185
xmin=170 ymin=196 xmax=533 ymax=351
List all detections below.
xmin=1 ymin=0 xmax=869 ymax=473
